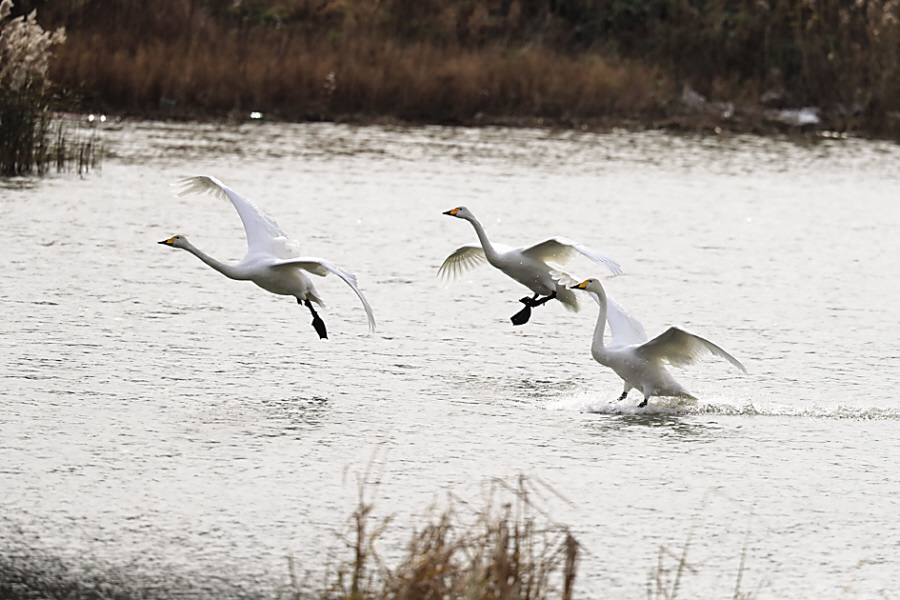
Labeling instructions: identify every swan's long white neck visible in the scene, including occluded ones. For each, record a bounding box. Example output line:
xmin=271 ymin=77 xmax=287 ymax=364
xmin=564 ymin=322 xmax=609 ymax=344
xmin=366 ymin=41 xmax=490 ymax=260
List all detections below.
xmin=589 ymin=287 xmax=610 ymax=362
xmin=464 ymin=215 xmax=501 ymax=264
xmin=182 ymin=241 xmax=247 ymax=280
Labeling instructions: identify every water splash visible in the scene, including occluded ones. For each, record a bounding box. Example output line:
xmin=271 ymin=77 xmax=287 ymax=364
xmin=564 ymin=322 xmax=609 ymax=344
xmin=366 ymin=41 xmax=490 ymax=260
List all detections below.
xmin=545 ymin=391 xmax=900 ymax=420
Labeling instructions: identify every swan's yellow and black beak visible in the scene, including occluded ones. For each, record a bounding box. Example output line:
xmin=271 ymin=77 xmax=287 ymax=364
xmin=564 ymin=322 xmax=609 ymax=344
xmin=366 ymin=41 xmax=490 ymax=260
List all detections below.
xmin=570 ymin=280 xmax=590 ymax=290
xmin=443 ymin=208 xmax=460 ymax=216
xmin=159 ymin=237 xmax=176 ymax=245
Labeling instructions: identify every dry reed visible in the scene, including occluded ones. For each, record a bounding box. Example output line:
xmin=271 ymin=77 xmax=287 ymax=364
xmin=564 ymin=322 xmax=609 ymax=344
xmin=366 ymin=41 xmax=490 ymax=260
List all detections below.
xmin=0 ymin=0 xmax=101 ymax=176
xmin=280 ymin=476 xmax=581 ymax=600
xmin=51 ymin=29 xmax=668 ymax=124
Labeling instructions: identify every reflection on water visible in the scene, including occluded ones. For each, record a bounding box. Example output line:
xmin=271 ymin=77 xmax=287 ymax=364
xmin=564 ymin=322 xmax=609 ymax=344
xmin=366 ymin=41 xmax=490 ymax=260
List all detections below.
xmin=2 ymin=121 xmax=900 ymax=599
xmin=583 ymin=412 xmax=719 ymax=435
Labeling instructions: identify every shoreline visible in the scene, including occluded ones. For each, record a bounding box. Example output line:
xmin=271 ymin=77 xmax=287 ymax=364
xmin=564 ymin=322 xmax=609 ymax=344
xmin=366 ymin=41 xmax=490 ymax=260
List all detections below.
xmin=88 ymin=106 xmax=899 ymax=142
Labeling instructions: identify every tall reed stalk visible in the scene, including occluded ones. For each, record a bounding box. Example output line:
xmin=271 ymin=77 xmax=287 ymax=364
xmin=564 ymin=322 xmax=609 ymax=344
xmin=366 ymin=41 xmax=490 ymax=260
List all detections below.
xmin=0 ymin=0 xmax=100 ymax=176
xmin=281 ymin=476 xmax=581 ymax=600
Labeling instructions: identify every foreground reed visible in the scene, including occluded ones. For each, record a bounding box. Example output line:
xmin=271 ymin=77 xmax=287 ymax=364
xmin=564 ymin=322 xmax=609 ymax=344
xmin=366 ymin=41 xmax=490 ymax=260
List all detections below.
xmin=304 ymin=476 xmax=580 ymax=600
xmin=0 ymin=478 xmax=580 ymax=600
xmin=0 ymin=476 xmax=766 ymax=600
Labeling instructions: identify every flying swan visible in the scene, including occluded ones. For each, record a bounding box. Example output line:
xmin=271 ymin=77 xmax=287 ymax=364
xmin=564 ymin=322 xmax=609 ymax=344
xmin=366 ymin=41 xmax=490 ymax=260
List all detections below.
xmin=571 ymin=278 xmax=746 ymax=407
xmin=159 ymin=175 xmax=375 ymax=339
xmin=439 ymin=206 xmax=622 ymax=325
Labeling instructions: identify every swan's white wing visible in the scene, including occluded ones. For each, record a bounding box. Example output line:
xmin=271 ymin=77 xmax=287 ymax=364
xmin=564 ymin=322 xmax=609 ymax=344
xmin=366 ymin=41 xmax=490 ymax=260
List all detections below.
xmin=547 ymin=269 xmax=581 ymax=311
xmin=635 ymin=326 xmax=747 ymax=373
xmin=582 ymin=291 xmax=648 ymax=344
xmin=605 ymin=296 xmax=649 ymax=346
xmin=174 ymin=176 xmax=299 ymax=259
xmin=438 ymin=245 xmax=487 ymax=281
xmin=521 ymin=237 xmax=622 ymax=275
xmin=273 ymin=257 xmax=376 ymax=332
xmin=438 ymin=242 xmax=518 ymax=281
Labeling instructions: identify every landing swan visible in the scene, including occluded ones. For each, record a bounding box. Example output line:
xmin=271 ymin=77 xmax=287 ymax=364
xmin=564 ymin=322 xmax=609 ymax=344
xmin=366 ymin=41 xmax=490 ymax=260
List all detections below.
xmin=159 ymin=175 xmax=375 ymax=339
xmin=571 ymin=278 xmax=746 ymax=407
xmin=439 ymin=206 xmax=622 ymax=325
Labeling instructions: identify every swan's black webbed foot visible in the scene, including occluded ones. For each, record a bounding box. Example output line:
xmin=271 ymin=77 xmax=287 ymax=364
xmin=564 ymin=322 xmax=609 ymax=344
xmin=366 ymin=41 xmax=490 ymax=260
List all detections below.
xmin=616 ymin=391 xmax=629 ymax=402
xmin=303 ymin=299 xmax=328 ymax=339
xmin=510 ymin=305 xmax=532 ymax=325
xmin=511 ymin=292 xmax=558 ymax=325
xmin=311 ymin=315 xmax=328 ymax=340
xmin=637 ymin=398 xmax=649 ymax=408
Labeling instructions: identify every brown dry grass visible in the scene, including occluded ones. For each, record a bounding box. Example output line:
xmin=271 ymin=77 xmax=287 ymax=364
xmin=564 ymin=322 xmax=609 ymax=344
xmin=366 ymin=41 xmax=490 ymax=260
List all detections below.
xmin=52 ymin=29 xmax=669 ymax=123
xmin=285 ymin=476 xmax=581 ymax=600
xmin=12 ymin=0 xmax=900 ymax=134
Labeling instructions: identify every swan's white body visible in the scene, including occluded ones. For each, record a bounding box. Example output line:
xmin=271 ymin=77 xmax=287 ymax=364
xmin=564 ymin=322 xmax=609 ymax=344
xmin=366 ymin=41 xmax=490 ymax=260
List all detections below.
xmin=572 ymin=278 xmax=746 ymax=407
xmin=439 ymin=207 xmax=622 ymax=313
xmin=160 ymin=176 xmax=375 ymax=336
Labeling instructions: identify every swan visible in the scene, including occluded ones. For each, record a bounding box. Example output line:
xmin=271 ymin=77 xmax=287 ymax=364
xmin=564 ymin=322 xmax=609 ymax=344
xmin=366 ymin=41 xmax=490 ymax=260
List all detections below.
xmin=439 ymin=206 xmax=622 ymax=325
xmin=159 ymin=175 xmax=375 ymax=339
xmin=571 ymin=278 xmax=746 ymax=407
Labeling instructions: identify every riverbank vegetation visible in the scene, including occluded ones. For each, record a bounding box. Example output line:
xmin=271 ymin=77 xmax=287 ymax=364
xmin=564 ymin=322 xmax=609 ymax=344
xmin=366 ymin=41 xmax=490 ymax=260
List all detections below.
xmin=11 ymin=0 xmax=900 ymax=135
xmin=0 ymin=0 xmax=100 ymax=175
xmin=10 ymin=0 xmax=900 ymax=136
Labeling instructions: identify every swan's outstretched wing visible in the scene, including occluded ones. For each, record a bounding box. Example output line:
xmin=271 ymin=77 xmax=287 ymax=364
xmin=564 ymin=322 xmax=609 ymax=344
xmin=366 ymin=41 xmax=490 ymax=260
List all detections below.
xmin=582 ymin=290 xmax=648 ymax=344
xmin=635 ymin=326 xmax=747 ymax=373
xmin=605 ymin=296 xmax=649 ymax=346
xmin=438 ymin=245 xmax=487 ymax=281
xmin=438 ymin=242 xmax=517 ymax=281
xmin=174 ymin=176 xmax=298 ymax=259
xmin=521 ymin=237 xmax=622 ymax=275
xmin=273 ymin=257 xmax=376 ymax=332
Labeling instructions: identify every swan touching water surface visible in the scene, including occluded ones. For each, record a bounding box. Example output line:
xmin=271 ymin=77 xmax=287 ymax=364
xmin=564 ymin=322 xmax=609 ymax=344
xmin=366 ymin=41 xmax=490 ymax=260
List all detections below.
xmin=571 ymin=278 xmax=746 ymax=407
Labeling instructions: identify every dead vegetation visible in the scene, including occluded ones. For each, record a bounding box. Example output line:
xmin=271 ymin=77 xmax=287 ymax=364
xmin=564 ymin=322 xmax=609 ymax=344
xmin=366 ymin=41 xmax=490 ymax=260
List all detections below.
xmin=283 ymin=475 xmax=582 ymax=600
xmin=6 ymin=0 xmax=894 ymax=134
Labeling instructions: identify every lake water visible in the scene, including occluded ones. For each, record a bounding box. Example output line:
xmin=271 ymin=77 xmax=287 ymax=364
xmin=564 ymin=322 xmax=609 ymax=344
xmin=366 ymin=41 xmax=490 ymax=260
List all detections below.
xmin=2 ymin=121 xmax=900 ymax=599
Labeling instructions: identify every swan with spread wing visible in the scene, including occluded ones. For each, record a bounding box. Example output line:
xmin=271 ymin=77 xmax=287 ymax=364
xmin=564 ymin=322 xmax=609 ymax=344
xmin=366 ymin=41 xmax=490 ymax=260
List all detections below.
xmin=439 ymin=206 xmax=622 ymax=325
xmin=571 ymin=278 xmax=746 ymax=407
xmin=159 ymin=176 xmax=375 ymax=339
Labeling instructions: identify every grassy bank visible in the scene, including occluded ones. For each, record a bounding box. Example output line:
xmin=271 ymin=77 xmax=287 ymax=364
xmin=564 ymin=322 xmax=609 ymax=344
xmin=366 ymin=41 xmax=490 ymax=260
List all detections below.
xmin=15 ymin=0 xmax=900 ymax=135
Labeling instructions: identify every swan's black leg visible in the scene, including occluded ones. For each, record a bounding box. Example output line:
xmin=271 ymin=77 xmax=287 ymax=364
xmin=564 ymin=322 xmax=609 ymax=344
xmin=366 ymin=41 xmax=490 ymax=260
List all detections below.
xmin=302 ymin=299 xmax=328 ymax=339
xmin=511 ymin=291 xmax=557 ymax=326
xmin=616 ymin=390 xmax=629 ymax=402
xmin=638 ymin=397 xmax=649 ymax=408
xmin=531 ymin=290 xmax=558 ymax=307
xmin=519 ymin=293 xmax=540 ymax=306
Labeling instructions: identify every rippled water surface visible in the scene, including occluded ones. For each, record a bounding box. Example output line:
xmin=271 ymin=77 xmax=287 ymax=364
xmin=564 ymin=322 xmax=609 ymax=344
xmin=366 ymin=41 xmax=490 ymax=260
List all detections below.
xmin=3 ymin=121 xmax=900 ymax=599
